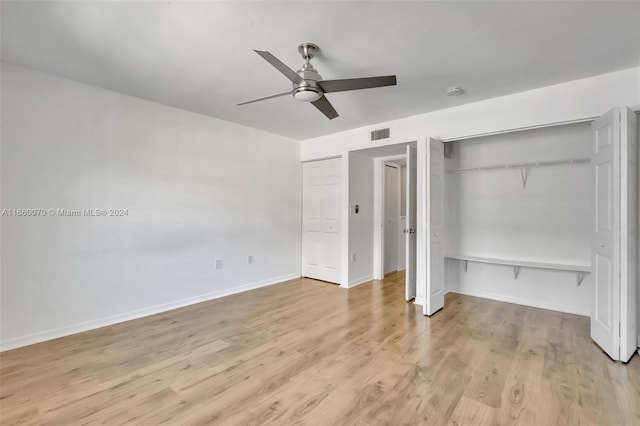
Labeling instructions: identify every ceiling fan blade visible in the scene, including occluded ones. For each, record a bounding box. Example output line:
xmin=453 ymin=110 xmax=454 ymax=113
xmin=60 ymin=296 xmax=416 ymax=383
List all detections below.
xmin=318 ymin=75 xmax=397 ymax=93
xmin=311 ymin=95 xmax=339 ymax=120
xmin=237 ymin=90 xmax=291 ymax=106
xmin=253 ymin=50 xmax=303 ymax=84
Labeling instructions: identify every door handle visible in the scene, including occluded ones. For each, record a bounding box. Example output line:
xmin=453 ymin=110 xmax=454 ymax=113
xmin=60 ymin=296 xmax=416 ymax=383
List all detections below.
xmin=599 ymin=242 xmax=606 ymax=248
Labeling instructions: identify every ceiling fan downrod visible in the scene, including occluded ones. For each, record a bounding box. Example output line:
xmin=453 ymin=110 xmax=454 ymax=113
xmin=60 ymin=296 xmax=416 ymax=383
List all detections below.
xmin=298 ymin=42 xmax=319 ymax=62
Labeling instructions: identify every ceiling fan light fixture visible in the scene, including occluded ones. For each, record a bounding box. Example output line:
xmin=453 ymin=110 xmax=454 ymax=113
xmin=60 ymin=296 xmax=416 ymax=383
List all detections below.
xmin=293 ymin=87 xmax=322 ymax=102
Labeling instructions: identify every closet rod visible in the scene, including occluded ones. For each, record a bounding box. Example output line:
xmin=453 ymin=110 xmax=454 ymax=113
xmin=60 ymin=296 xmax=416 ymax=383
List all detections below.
xmin=455 ymin=157 xmax=590 ymax=173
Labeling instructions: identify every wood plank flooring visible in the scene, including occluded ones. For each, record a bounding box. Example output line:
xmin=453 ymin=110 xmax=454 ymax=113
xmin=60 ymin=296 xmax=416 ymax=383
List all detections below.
xmin=1 ymin=272 xmax=639 ymax=425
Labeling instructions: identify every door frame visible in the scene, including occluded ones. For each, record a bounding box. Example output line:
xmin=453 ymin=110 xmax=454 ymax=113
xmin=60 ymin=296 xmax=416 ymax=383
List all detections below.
xmin=373 ymin=154 xmax=408 ymax=280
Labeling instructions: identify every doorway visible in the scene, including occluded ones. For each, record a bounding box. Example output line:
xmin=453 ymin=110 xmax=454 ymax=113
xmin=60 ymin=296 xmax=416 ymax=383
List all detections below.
xmin=372 ymin=146 xmax=418 ymax=301
xmin=346 ymin=142 xmax=417 ymax=301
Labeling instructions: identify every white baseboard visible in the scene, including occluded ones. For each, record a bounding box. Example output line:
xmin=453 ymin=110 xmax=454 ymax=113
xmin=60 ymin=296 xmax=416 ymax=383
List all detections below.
xmin=449 ymin=288 xmax=590 ymax=317
xmin=345 ymin=275 xmax=374 ymax=288
xmin=0 ymin=273 xmax=300 ymax=352
xmin=413 ymin=297 xmax=425 ymax=307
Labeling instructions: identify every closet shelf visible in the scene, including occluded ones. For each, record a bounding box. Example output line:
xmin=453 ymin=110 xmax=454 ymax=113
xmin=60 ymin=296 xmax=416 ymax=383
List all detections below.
xmin=454 ymin=157 xmax=591 ymax=173
xmin=445 ymin=254 xmax=590 ymax=286
xmin=453 ymin=157 xmax=590 ymax=188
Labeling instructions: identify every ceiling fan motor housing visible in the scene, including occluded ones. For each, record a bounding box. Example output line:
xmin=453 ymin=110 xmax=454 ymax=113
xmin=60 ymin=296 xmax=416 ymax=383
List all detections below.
xmin=293 ymin=62 xmax=323 ymax=102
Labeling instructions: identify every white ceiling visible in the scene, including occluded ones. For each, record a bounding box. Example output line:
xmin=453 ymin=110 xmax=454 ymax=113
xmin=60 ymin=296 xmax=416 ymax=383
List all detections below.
xmin=2 ymin=1 xmax=639 ymax=140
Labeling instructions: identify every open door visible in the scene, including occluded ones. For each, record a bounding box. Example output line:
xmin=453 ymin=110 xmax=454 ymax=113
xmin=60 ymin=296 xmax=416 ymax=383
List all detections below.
xmin=405 ymin=145 xmax=417 ymax=301
xmin=591 ymin=108 xmax=637 ymax=362
xmin=620 ymin=108 xmax=637 ymax=362
xmin=424 ymin=137 xmax=445 ymax=316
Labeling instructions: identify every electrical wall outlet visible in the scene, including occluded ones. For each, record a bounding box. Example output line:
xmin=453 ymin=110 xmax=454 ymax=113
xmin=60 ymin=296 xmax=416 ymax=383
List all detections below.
xmin=248 ymin=255 xmax=253 ymax=264
xmin=215 ymin=259 xmax=222 ymax=270
xmin=351 ymin=253 xmax=356 ymax=263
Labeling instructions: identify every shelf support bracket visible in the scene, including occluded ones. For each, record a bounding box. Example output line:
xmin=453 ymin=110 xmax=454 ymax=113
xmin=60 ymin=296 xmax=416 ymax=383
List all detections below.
xmin=577 ymin=272 xmax=585 ymax=286
xmin=513 ymin=266 xmax=521 ymax=279
xmin=520 ymin=167 xmax=529 ymax=189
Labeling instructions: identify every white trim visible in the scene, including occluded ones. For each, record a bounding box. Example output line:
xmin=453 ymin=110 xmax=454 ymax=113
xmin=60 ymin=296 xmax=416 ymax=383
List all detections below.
xmin=345 ymin=275 xmax=374 ymax=288
xmin=0 ymin=273 xmax=300 ymax=352
xmin=373 ymin=157 xmax=383 ymax=279
xmin=413 ymin=297 xmax=425 ymax=306
xmin=340 ymin=155 xmax=349 ymax=287
xmin=301 ymin=155 xmax=342 ymax=163
xmin=449 ymin=288 xmax=589 ymax=317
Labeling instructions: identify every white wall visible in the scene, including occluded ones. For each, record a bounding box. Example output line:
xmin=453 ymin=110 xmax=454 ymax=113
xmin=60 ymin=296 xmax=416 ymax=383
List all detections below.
xmin=445 ymin=123 xmax=593 ymax=315
xmin=0 ymin=63 xmax=301 ymax=350
xmin=347 ymin=152 xmax=374 ymax=287
xmin=301 ymin=67 xmax=639 ymax=314
xmin=301 ymin=67 xmax=640 ymax=161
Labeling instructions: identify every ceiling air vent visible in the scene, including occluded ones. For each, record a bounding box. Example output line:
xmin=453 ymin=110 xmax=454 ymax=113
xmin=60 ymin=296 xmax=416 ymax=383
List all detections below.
xmin=371 ymin=128 xmax=390 ymax=141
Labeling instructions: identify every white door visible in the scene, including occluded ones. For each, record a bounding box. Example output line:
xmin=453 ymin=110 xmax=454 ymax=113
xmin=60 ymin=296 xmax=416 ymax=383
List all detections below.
xmin=620 ymin=108 xmax=637 ymax=361
xmin=384 ymin=164 xmax=399 ymax=275
xmin=405 ymin=145 xmax=417 ymax=301
xmin=301 ymin=158 xmax=341 ymax=284
xmin=424 ymin=137 xmax=445 ymax=316
xmin=591 ymin=108 xmax=637 ymax=362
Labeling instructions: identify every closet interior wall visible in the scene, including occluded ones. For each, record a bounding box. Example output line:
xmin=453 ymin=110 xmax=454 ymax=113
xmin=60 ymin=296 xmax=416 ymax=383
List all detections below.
xmin=444 ymin=122 xmax=593 ymax=316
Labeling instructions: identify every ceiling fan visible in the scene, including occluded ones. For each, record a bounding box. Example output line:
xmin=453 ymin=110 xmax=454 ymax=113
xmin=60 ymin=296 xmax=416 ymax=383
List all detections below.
xmin=237 ymin=42 xmax=397 ymax=120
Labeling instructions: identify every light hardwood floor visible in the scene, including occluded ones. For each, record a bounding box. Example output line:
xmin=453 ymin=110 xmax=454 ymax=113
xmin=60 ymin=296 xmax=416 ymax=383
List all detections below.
xmin=1 ymin=272 xmax=639 ymax=425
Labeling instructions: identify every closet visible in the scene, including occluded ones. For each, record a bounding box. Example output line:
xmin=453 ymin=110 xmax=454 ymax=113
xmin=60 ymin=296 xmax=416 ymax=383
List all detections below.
xmin=444 ymin=122 xmax=593 ymax=315
xmin=301 ymin=158 xmax=342 ymax=284
xmin=422 ymin=107 xmax=638 ymax=362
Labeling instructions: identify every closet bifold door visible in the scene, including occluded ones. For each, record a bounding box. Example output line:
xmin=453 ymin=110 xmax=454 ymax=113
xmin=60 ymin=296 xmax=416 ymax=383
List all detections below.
xmin=424 ymin=137 xmax=445 ymax=316
xmin=590 ymin=107 xmax=637 ymax=362
xmin=301 ymin=158 xmax=342 ymax=285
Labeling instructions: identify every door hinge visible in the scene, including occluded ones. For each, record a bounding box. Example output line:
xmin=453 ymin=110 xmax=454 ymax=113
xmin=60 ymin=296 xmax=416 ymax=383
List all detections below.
xmin=619 ymin=322 xmax=622 ymax=347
